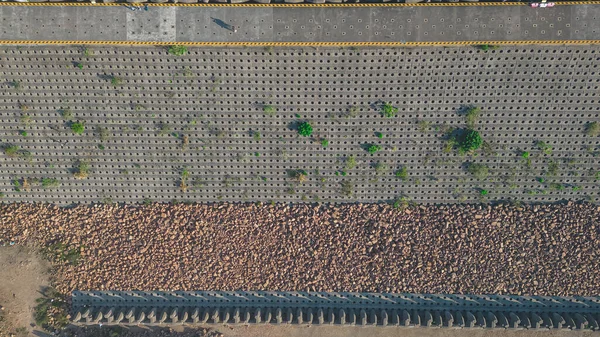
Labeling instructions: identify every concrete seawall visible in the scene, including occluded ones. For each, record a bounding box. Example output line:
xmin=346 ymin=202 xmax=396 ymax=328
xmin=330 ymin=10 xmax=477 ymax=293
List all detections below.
xmin=71 ymin=291 xmax=600 ymax=329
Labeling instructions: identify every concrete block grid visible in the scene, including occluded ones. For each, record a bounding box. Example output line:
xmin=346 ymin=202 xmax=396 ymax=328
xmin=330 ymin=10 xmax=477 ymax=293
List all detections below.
xmin=0 ymin=45 xmax=599 ymax=205
xmin=71 ymin=291 xmax=600 ymax=329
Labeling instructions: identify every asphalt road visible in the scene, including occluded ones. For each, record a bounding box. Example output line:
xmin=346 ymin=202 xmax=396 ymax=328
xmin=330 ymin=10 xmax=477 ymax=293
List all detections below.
xmin=0 ymin=4 xmax=598 ymax=43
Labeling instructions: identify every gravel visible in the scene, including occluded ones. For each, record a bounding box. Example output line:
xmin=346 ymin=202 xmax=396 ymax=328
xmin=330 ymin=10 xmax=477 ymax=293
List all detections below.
xmin=0 ymin=202 xmax=598 ymax=297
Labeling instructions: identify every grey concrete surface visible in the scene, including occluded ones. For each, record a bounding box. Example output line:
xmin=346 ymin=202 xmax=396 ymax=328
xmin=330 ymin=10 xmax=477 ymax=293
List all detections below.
xmin=0 ymin=45 xmax=599 ymax=205
xmin=0 ymin=5 xmax=599 ymax=43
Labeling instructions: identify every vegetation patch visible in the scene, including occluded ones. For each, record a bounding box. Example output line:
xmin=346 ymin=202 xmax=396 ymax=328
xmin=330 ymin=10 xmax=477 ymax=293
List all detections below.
xmin=33 ymin=287 xmax=69 ymax=331
xmin=536 ymin=141 xmax=553 ymax=155
xmin=394 ymin=167 xmax=408 ymax=181
xmin=467 ymin=163 xmax=489 ymax=180
xmin=73 ymin=161 xmax=90 ymax=179
xmin=584 ymin=121 xmax=599 ymax=136
xmin=381 ymin=102 xmax=398 ymax=118
xmin=69 ymin=121 xmax=85 ymax=135
xmin=297 ymin=121 xmax=313 ymax=137
xmin=168 ymin=45 xmax=188 ymax=56
xmin=263 ymin=104 xmax=276 ymax=115
xmin=365 ymin=144 xmax=382 ymax=154
xmin=463 ymin=105 xmax=481 ymax=128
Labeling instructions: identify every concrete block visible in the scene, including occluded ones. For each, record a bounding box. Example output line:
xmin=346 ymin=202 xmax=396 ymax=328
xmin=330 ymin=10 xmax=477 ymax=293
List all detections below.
xmin=552 ymin=313 xmax=565 ymax=329
xmin=148 ymin=308 xmax=157 ymax=324
xmin=444 ymin=311 xmax=453 ymax=327
xmin=317 ymin=308 xmax=324 ymax=325
xmin=487 ymin=312 xmax=498 ymax=329
xmin=339 ymin=309 xmax=346 ymax=325
xmin=509 ymin=312 xmax=520 ymax=328
xmin=359 ymin=310 xmax=367 ymax=326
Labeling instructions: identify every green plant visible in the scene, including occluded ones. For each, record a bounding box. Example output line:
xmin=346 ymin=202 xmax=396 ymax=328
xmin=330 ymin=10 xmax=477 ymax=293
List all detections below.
xmin=143 ymin=198 xmax=152 ymax=205
xmin=418 ymin=120 xmax=431 ymax=133
xmin=584 ymin=121 xmax=599 ymax=136
xmin=297 ymin=121 xmax=313 ymax=137
xmin=14 ymin=327 xmax=27 ymax=337
xmin=180 ymin=167 xmax=190 ymax=192
xmin=252 ymin=130 xmax=261 ymax=141
xmin=536 ymin=141 xmax=552 ymax=155
xmin=158 ymin=123 xmax=172 ymax=136
xmin=479 ymin=189 xmax=489 ymax=196
xmin=33 ymin=287 xmax=68 ymax=330
xmin=443 ymin=138 xmax=457 ymax=154
xmin=70 ymin=121 xmax=85 ymax=135
xmin=13 ymin=178 xmax=22 ymax=192
xmin=73 ymin=161 xmax=90 ymax=179
xmin=82 ymin=46 xmax=92 ymax=57
xmin=345 ymin=155 xmax=357 ymax=170
xmin=381 ymin=102 xmax=398 ymax=118
xmin=19 ymin=130 xmax=27 ymax=137
xmin=373 ymin=161 xmax=386 ymax=174
xmin=392 ymin=196 xmax=414 ymax=211
xmin=98 ymin=144 xmax=105 ymax=150
xmin=537 ymin=177 xmax=545 ymax=183
xmin=263 ymin=104 xmax=276 ymax=115
xmin=521 ymin=151 xmax=530 ymax=159
xmin=366 ymin=144 xmax=381 ymax=154
xmin=110 ymin=75 xmax=123 ymax=86
xmin=345 ymin=105 xmax=359 ymax=118
xmin=375 ymin=132 xmax=384 ymax=138
xmin=96 ymin=126 xmax=110 ymax=141
xmin=10 ymin=80 xmax=21 ymax=90
xmin=458 ymin=129 xmax=482 ymax=153
xmin=168 ymin=45 xmax=188 ymax=56
xmin=547 ymin=160 xmax=559 ymax=176
xmin=340 ymin=180 xmax=354 ymax=196
xmin=321 ymin=138 xmax=329 ymax=148
xmin=291 ymin=169 xmax=308 ymax=183
xmin=572 ymin=185 xmax=582 ymax=191
xmin=75 ymin=62 xmax=83 ymax=69
xmin=4 ymin=144 xmax=20 ymax=157
xmin=394 ymin=167 xmax=408 ymax=181
xmin=41 ymin=178 xmax=60 ymax=188
xmin=549 ymin=182 xmax=564 ymax=190
xmin=479 ymin=44 xmax=499 ymax=51
xmin=41 ymin=243 xmax=81 ymax=265
xmin=467 ymin=163 xmax=489 ymax=180
xmin=20 ymin=114 xmax=31 ymax=126
xmin=59 ymin=107 xmax=72 ymax=119
xmin=464 ymin=105 xmax=481 ymax=128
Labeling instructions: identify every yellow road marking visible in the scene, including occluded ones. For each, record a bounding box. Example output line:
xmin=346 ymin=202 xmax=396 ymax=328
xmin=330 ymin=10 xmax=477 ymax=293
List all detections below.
xmin=0 ymin=40 xmax=598 ymax=46
xmin=0 ymin=1 xmax=598 ymax=6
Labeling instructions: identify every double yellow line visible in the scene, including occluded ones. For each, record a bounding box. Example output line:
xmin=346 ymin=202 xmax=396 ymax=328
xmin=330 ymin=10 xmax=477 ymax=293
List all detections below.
xmin=0 ymin=1 xmax=599 ymax=6
xmin=0 ymin=40 xmax=598 ymax=46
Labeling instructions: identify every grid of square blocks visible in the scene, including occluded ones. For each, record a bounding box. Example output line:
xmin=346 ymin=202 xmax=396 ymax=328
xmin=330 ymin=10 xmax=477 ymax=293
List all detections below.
xmin=0 ymin=45 xmax=598 ymax=204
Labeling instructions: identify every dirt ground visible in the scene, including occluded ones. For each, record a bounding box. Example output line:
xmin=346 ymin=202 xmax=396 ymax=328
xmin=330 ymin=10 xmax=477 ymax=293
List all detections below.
xmin=0 ymin=246 xmax=49 ymax=337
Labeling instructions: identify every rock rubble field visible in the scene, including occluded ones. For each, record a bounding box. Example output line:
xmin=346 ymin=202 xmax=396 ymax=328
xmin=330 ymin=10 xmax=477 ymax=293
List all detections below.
xmin=0 ymin=202 xmax=598 ymax=297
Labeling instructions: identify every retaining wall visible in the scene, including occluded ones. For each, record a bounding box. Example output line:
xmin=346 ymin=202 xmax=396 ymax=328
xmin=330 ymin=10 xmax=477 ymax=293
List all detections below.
xmin=71 ymin=291 xmax=600 ymax=329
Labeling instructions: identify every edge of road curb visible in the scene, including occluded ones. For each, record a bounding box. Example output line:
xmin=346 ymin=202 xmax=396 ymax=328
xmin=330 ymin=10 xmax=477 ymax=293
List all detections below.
xmin=0 ymin=40 xmax=599 ymax=46
xmin=0 ymin=1 xmax=598 ymax=6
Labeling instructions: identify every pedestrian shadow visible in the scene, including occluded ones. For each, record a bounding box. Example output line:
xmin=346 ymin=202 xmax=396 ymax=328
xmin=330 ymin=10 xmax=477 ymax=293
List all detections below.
xmin=211 ymin=17 xmax=234 ymax=31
